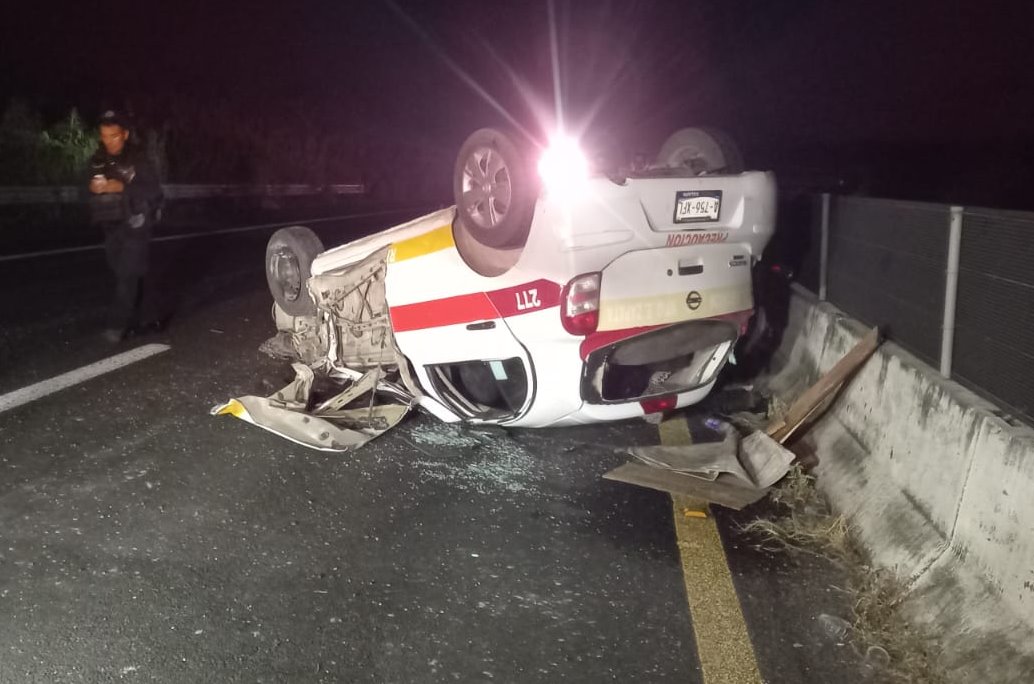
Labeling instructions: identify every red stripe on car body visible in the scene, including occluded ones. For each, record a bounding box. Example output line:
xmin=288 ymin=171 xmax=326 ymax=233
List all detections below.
xmin=389 ymin=292 xmax=499 ymax=332
xmin=389 ymin=279 xmax=562 ymax=333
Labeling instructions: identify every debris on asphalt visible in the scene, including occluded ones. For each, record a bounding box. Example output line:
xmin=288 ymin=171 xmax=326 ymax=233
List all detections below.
xmin=262 ymin=304 xmax=333 ymax=366
xmin=602 ymin=326 xmax=877 ymax=510
xmin=603 ymin=418 xmax=795 ymax=510
xmin=258 ymin=331 xmax=297 ymax=360
xmin=700 ymin=383 xmax=771 ymax=433
xmin=740 ymin=430 xmax=799 ymax=488
xmin=818 ymin=613 xmax=852 ymax=643
xmin=864 ymin=645 xmax=891 ymax=669
xmin=404 ymin=422 xmax=539 ymax=495
xmin=210 ymin=362 xmax=409 ymax=451
xmin=766 ymin=327 xmax=880 ymax=444
xmin=629 ymin=421 xmax=740 ymax=480
xmin=704 ymin=382 xmax=764 ymax=414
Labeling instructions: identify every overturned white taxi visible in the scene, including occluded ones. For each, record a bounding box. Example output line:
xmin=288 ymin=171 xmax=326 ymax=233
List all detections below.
xmin=263 ymin=128 xmax=776 ymax=428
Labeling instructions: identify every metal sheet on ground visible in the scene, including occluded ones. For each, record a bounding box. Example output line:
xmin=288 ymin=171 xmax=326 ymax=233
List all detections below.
xmin=211 ymin=363 xmax=409 ymax=452
xmin=605 ymin=422 xmax=793 ymax=510
xmin=605 ymin=462 xmax=768 ymax=510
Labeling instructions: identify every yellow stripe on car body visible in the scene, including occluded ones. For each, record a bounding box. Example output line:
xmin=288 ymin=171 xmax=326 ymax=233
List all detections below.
xmin=388 ymin=224 xmax=455 ymax=263
xmin=597 ymin=284 xmax=753 ymax=332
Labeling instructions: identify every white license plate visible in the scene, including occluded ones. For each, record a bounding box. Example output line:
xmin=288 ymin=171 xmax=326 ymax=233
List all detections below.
xmin=674 ymin=190 xmax=722 ymax=223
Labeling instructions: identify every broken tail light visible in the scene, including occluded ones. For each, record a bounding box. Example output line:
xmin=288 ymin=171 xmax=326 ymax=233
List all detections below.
xmin=640 ymin=395 xmax=677 ymax=414
xmin=561 ymin=272 xmax=601 ymax=336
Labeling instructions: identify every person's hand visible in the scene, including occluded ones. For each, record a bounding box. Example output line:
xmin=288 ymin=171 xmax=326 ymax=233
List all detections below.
xmin=103 ymin=179 xmax=125 ymax=193
xmin=89 ymin=176 xmax=106 ymax=194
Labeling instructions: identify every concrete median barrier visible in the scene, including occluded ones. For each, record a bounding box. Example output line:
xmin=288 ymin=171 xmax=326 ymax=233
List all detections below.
xmin=766 ymin=284 xmax=1034 ymax=682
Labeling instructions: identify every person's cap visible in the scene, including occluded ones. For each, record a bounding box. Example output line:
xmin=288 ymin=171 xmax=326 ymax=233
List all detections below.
xmin=99 ymin=109 xmax=129 ymax=127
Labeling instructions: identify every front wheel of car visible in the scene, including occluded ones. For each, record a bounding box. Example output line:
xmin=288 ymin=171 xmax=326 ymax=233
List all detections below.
xmin=265 ymin=226 xmax=324 ymax=317
xmin=656 ymin=127 xmax=744 ymax=174
xmin=453 ymin=128 xmax=536 ymax=249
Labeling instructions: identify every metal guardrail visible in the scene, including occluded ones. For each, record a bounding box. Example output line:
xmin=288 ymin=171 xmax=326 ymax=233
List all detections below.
xmin=0 ymin=207 xmax=423 ymax=264
xmin=0 ymin=183 xmax=365 ymax=205
xmin=811 ymin=193 xmax=1034 ymax=425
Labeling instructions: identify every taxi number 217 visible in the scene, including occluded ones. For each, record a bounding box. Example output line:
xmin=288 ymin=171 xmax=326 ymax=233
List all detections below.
xmin=514 ymin=288 xmax=541 ymax=311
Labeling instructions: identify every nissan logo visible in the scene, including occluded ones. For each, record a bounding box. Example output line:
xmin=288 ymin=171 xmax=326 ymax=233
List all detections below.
xmin=686 ymin=291 xmax=702 ymax=311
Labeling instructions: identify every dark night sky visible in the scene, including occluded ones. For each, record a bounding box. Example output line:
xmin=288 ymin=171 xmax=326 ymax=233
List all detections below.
xmin=3 ymin=1 xmax=1033 ymax=166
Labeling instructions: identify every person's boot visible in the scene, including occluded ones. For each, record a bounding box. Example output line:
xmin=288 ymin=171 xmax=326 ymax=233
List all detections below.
xmin=130 ymin=316 xmax=169 ymax=337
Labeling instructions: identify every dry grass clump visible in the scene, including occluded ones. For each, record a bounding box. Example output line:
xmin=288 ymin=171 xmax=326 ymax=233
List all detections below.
xmin=742 ymin=466 xmax=851 ymax=559
xmin=743 ymin=465 xmax=946 ymax=683
xmin=850 ymin=568 xmax=946 ymax=683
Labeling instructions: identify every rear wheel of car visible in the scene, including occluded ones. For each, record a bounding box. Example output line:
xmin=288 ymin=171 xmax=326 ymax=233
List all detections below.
xmin=656 ymin=127 xmax=744 ymax=174
xmin=453 ymin=128 xmax=536 ymax=249
xmin=265 ymin=226 xmax=324 ymax=316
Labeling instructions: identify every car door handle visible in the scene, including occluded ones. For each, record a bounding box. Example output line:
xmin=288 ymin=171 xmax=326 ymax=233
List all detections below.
xmin=466 ymin=320 xmax=496 ymax=331
xmin=678 ymin=261 xmax=704 ymax=276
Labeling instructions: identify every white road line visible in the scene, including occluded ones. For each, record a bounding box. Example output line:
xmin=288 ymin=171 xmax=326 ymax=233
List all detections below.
xmin=0 ymin=208 xmax=425 ymax=263
xmin=0 ymin=344 xmax=171 ymax=414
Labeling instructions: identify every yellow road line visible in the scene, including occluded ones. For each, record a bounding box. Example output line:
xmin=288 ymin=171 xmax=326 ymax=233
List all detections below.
xmin=660 ymin=416 xmax=763 ymax=684
xmin=658 ymin=413 xmax=694 ymax=446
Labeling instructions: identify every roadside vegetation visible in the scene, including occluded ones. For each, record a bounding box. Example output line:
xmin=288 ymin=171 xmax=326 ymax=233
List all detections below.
xmin=744 ymin=466 xmax=947 ymax=683
xmin=0 ymin=101 xmax=97 ymax=185
xmin=0 ymin=98 xmax=450 ymax=201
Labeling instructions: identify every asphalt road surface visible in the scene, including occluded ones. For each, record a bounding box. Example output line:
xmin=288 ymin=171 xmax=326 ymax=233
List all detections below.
xmin=1 ymin=208 xmax=877 ymax=682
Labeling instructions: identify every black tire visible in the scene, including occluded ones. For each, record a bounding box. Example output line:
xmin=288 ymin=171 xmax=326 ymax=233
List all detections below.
xmin=656 ymin=127 xmax=744 ymax=174
xmin=453 ymin=128 xmax=536 ymax=249
xmin=265 ymin=226 xmax=324 ymax=317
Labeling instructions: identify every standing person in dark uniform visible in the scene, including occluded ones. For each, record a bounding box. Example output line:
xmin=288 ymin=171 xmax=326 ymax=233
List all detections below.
xmin=88 ymin=110 xmax=164 ymax=343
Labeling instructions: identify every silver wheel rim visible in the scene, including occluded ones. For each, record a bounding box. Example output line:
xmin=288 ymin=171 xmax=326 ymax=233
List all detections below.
xmin=271 ymin=248 xmax=302 ymax=302
xmin=460 ymin=146 xmax=512 ymax=230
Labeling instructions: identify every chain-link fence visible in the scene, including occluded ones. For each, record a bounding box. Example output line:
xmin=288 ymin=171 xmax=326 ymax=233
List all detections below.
xmin=800 ymin=194 xmax=1034 ymax=425
xmin=826 ymin=197 xmax=949 ymax=366
xmin=953 ymin=207 xmax=1034 ymax=424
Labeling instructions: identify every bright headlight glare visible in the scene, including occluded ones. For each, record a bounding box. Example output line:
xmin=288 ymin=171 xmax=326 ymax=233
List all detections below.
xmin=537 ymin=135 xmax=588 ymax=195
